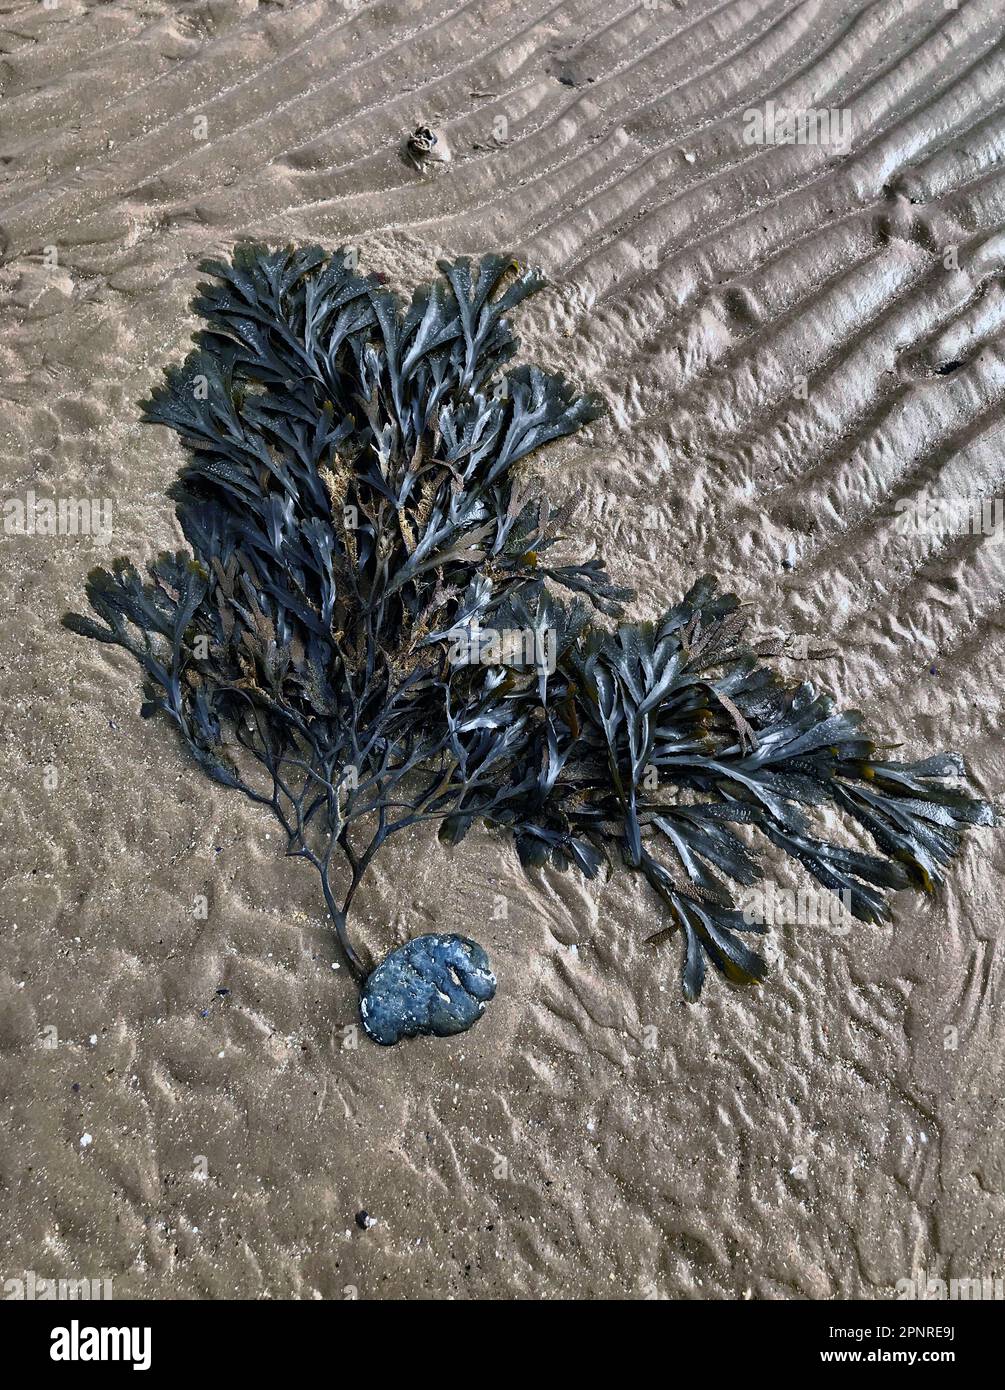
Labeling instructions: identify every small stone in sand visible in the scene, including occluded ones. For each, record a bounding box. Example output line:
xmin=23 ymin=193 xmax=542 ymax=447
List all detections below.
xmin=404 ymin=125 xmax=451 ymax=171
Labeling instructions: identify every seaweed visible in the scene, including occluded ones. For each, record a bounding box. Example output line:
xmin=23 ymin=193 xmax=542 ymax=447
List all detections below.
xmin=64 ymin=243 xmax=995 ymax=1026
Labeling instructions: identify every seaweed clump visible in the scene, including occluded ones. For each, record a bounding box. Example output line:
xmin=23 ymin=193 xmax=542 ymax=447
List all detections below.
xmin=65 ymin=244 xmax=994 ymax=1030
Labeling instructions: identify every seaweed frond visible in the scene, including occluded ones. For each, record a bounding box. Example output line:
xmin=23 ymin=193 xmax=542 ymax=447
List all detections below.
xmin=64 ymin=244 xmax=995 ymax=1003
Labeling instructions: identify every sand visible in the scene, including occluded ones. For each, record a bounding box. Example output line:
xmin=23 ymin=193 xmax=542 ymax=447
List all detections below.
xmin=1 ymin=0 xmax=1003 ymax=1300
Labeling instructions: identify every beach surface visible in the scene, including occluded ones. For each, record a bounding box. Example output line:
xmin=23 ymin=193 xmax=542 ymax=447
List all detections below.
xmin=1 ymin=0 xmax=1004 ymax=1298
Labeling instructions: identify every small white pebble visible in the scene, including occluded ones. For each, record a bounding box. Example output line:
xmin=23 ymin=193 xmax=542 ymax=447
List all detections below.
xmin=80 ymin=1134 xmax=93 ymax=1148
xmin=88 ymin=1035 xmax=97 ymax=1046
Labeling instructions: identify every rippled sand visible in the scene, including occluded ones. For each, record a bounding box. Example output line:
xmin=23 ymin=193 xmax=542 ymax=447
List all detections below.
xmin=1 ymin=0 xmax=1003 ymax=1299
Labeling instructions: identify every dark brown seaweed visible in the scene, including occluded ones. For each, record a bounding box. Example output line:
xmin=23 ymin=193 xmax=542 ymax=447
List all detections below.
xmin=64 ymin=244 xmax=995 ymax=1002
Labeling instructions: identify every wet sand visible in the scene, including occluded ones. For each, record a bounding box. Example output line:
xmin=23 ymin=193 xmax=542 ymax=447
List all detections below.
xmin=1 ymin=0 xmax=1004 ymax=1298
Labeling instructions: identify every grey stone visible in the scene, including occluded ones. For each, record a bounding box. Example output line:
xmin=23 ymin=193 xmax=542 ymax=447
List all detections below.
xmin=360 ymin=934 xmax=496 ymax=1046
